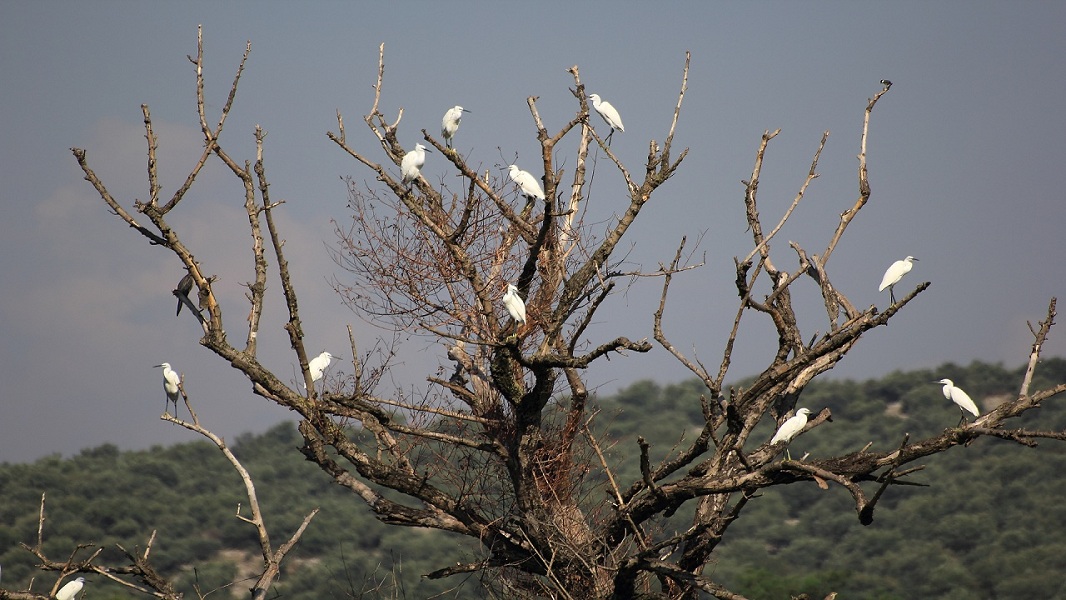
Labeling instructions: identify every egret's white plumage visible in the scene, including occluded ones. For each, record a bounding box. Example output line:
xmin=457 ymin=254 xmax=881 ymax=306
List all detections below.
xmin=154 ymin=362 xmax=181 ymax=414
xmin=503 ymin=283 xmax=527 ymax=326
xmin=878 ymin=256 xmax=918 ymax=304
xmin=507 ymin=165 xmax=545 ymax=200
xmin=306 ymin=351 xmax=334 ymax=389
xmin=56 ymin=577 xmax=86 ymax=600
xmin=588 ymin=93 xmax=624 ymax=136
xmin=441 ymin=106 xmax=470 ymax=148
xmin=771 ymin=407 xmax=812 ymax=460
xmin=401 ymin=144 xmax=428 ymax=188
xmin=937 ymin=378 xmax=979 ymax=422
xmin=771 ymin=408 xmax=811 ymax=446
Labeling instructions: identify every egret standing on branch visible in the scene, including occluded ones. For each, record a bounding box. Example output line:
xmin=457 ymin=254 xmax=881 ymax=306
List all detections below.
xmin=305 ymin=351 xmax=334 ymax=389
xmin=936 ymin=378 xmax=980 ymax=425
xmin=588 ymin=93 xmax=624 ymax=143
xmin=154 ymin=362 xmax=181 ymax=416
xmin=878 ymin=256 xmax=918 ymax=304
xmin=503 ymin=283 xmax=527 ymax=327
xmin=401 ymin=144 xmax=429 ymax=189
xmin=507 ymin=164 xmax=545 ymax=201
xmin=770 ymin=407 xmax=811 ymax=460
xmin=56 ymin=577 xmax=86 ymax=600
xmin=441 ymin=105 xmax=469 ymax=149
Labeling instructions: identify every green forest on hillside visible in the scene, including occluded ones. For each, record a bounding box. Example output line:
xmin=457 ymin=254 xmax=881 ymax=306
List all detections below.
xmin=2 ymin=359 xmax=1065 ymax=599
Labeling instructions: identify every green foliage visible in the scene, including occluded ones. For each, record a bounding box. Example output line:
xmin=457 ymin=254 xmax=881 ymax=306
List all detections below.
xmin=0 ymin=359 xmax=1064 ymax=598
xmin=0 ymin=423 xmax=477 ymax=599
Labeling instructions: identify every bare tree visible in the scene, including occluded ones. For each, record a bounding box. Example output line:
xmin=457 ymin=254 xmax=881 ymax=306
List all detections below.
xmin=48 ymin=28 xmax=1066 ymax=600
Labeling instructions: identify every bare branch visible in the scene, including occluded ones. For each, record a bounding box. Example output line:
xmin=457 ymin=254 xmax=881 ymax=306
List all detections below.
xmin=1020 ymin=297 xmax=1057 ymax=396
xmin=821 ymin=85 xmax=890 ymax=265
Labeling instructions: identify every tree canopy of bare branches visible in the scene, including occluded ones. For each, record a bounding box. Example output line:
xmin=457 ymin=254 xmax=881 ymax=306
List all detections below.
xmin=36 ymin=29 xmax=1066 ymax=600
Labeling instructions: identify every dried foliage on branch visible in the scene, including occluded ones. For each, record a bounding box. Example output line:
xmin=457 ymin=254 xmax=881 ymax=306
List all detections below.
xmin=6 ymin=26 xmax=1061 ymax=600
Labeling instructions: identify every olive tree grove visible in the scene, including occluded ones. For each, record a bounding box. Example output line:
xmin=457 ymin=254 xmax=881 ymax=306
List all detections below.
xmin=9 ymin=28 xmax=1066 ymax=600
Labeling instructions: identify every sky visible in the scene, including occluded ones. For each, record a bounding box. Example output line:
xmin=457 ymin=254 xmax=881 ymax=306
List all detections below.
xmin=1 ymin=2 xmax=1064 ymax=464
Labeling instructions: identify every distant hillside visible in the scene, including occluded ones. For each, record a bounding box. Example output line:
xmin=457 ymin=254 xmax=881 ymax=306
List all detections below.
xmin=2 ymin=359 xmax=1064 ymax=599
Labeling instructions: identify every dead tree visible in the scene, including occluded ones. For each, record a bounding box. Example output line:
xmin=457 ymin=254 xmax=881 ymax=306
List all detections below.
xmin=58 ymin=29 xmax=1066 ymax=600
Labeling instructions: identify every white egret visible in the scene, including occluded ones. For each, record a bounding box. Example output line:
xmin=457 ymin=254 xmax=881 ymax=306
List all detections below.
xmin=154 ymin=363 xmax=181 ymax=415
xmin=936 ymin=378 xmax=979 ymax=425
xmin=400 ymin=144 xmax=429 ymax=189
xmin=441 ymin=105 xmax=470 ymax=148
xmin=770 ymin=408 xmax=811 ymax=460
xmin=305 ymin=351 xmax=334 ymax=389
xmin=878 ymin=256 xmax=918 ymax=304
xmin=56 ymin=577 xmax=86 ymax=600
xmin=503 ymin=283 xmax=527 ymax=326
xmin=588 ymin=93 xmax=624 ymax=142
xmin=507 ymin=164 xmax=545 ymax=200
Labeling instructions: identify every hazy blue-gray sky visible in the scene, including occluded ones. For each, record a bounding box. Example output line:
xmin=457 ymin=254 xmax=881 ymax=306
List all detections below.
xmin=2 ymin=2 xmax=1064 ymax=464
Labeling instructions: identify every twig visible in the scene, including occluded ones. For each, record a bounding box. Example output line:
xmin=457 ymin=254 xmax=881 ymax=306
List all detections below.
xmin=1020 ymin=298 xmax=1056 ymax=397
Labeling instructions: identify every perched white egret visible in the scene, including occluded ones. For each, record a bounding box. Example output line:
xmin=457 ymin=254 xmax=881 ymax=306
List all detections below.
xmin=588 ymin=93 xmax=624 ymax=142
xmin=154 ymin=363 xmax=181 ymax=415
xmin=305 ymin=351 xmax=334 ymax=389
xmin=56 ymin=577 xmax=86 ymax=600
xmin=878 ymin=256 xmax=918 ymax=304
xmin=507 ymin=164 xmax=545 ymax=200
xmin=400 ymin=144 xmax=429 ymax=188
xmin=936 ymin=378 xmax=979 ymax=425
xmin=770 ymin=408 xmax=811 ymax=460
xmin=502 ymin=283 xmax=527 ymax=326
xmin=441 ymin=105 xmax=470 ymax=148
